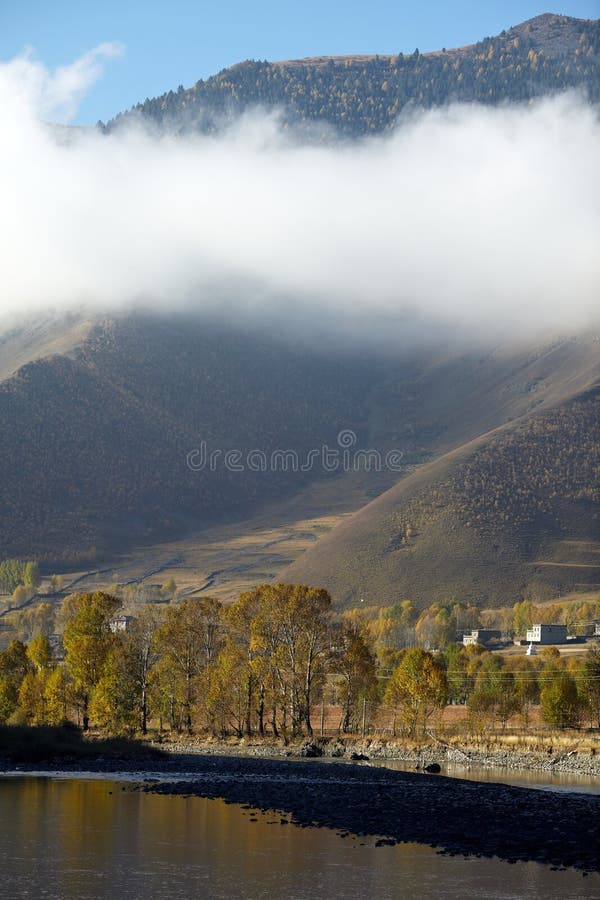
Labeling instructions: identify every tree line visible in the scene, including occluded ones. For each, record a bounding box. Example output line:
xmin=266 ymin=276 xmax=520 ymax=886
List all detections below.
xmin=370 ymin=595 xmax=600 ymax=662
xmin=1 ymin=585 xmax=599 ymax=739
xmin=0 ymin=559 xmax=40 ymax=595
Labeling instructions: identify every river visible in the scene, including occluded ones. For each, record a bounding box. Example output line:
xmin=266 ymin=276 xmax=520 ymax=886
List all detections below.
xmin=0 ymin=776 xmax=597 ymax=899
xmin=369 ymin=758 xmax=600 ymax=795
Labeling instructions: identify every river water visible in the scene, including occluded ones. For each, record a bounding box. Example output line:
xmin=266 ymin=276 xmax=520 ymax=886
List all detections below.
xmin=0 ymin=776 xmax=597 ymax=900
xmin=369 ymin=759 xmax=600 ymax=795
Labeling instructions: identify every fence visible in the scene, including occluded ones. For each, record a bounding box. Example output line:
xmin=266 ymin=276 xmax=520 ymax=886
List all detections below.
xmin=309 ymin=701 xmax=600 ymax=739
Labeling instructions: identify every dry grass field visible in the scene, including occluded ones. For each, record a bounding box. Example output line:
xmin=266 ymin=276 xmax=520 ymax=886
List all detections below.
xmin=52 ymin=468 xmax=397 ymax=605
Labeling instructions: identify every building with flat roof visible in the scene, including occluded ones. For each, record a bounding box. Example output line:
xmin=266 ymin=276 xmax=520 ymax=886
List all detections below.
xmin=109 ymin=614 xmax=136 ymax=633
xmin=525 ymin=623 xmax=567 ymax=645
xmin=462 ymin=629 xmax=501 ymax=648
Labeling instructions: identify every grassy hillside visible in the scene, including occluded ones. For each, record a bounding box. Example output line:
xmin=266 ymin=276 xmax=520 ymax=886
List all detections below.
xmin=282 ymin=383 xmax=600 ymax=608
xmin=0 ymin=314 xmax=408 ymax=563
xmin=0 ymin=316 xmax=93 ymax=384
xmin=107 ymin=14 xmax=600 ymax=137
xmin=1 ymin=309 xmax=597 ymax=604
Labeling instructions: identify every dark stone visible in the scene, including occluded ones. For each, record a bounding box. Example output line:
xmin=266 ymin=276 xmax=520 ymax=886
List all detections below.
xmin=424 ymin=763 xmax=441 ymax=774
xmin=300 ymin=743 xmax=323 ymax=758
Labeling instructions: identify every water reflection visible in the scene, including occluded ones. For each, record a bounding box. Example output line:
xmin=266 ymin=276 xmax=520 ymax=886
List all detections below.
xmin=1 ymin=777 xmax=596 ymax=900
xmin=368 ymin=759 xmax=600 ymax=795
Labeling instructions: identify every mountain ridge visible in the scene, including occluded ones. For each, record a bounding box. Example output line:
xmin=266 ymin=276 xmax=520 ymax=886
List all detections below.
xmin=105 ymin=13 xmax=600 ymax=137
xmin=274 ymin=14 xmax=596 ymax=67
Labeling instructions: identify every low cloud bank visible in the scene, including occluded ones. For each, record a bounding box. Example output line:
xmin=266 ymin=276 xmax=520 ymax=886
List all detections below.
xmin=1 ymin=46 xmax=599 ymax=342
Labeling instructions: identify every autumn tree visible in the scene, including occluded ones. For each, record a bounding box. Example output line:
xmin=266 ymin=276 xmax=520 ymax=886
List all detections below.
xmin=333 ymin=620 xmax=378 ymax=733
xmin=49 ymin=574 xmax=65 ymax=593
xmin=513 ymin=601 xmax=536 ymax=637
xmin=27 ymin=634 xmax=52 ymax=671
xmin=18 ymin=673 xmax=48 ymax=724
xmin=444 ymin=645 xmax=471 ymax=705
xmin=149 ymin=654 xmax=184 ymax=733
xmin=202 ymin=642 xmax=249 ymax=737
xmin=0 ymin=560 xmax=21 ymax=594
xmin=247 ymin=584 xmax=330 ymax=737
xmin=160 ymin=578 xmax=177 ymax=602
xmin=576 ymin=646 xmax=600 ymax=728
xmin=43 ymin=666 xmax=73 ymax=725
xmin=252 ymin=583 xmax=332 ymax=737
xmin=0 ymin=680 xmax=16 ymax=725
xmin=250 ymin=594 xmax=289 ymax=739
xmin=62 ymin=591 xmax=121 ymax=730
xmin=384 ymin=647 xmax=447 ymax=736
xmin=90 ymin=639 xmax=140 ymax=736
xmin=373 ymin=600 xmax=417 ymax=654
xmin=153 ymin=598 xmax=223 ymax=733
xmin=0 ymin=639 xmax=33 ymax=723
xmin=0 ymin=559 xmax=39 ymax=594
xmin=11 ymin=585 xmax=35 ymax=608
xmin=127 ymin=607 xmax=161 ymax=734
xmin=467 ymin=655 xmax=521 ymax=731
xmin=510 ymin=658 xmax=540 ymax=727
xmin=294 ymin=586 xmax=332 ymax=735
xmin=11 ymin=602 xmax=55 ymax=642
xmin=540 ymin=665 xmax=580 ymax=729
xmin=96 ymin=607 xmax=162 ymax=735
xmin=17 ymin=634 xmax=54 ymax=725
xmin=225 ymin=589 xmax=263 ymax=735
xmin=22 ymin=562 xmax=41 ymax=590
xmin=415 ymin=602 xmax=458 ymax=650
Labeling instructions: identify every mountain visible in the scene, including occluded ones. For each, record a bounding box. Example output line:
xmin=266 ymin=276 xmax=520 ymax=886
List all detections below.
xmin=1 ymin=309 xmax=598 ymax=611
xmin=282 ymin=339 xmax=600 ymax=607
xmin=106 ymin=14 xmax=600 ymax=137
xmin=0 ymin=314 xmax=405 ymax=563
xmin=1 ymin=14 xmax=599 ymax=608
xmin=0 ymin=315 xmax=94 ymax=385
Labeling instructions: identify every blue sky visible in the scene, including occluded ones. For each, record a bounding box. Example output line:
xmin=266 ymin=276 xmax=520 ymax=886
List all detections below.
xmin=1 ymin=1 xmax=599 ymax=123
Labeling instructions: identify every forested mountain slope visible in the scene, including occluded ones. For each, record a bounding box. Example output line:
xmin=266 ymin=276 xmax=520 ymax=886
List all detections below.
xmin=107 ymin=14 xmax=600 ymax=137
xmin=283 ymin=378 xmax=600 ymax=608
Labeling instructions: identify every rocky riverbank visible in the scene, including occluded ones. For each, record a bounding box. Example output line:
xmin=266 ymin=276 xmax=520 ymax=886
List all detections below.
xmin=153 ymin=735 xmax=600 ymax=777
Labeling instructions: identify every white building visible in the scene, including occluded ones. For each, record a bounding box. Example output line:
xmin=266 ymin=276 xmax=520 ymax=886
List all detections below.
xmin=109 ymin=614 xmax=136 ymax=633
xmin=525 ymin=623 xmax=567 ymax=645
